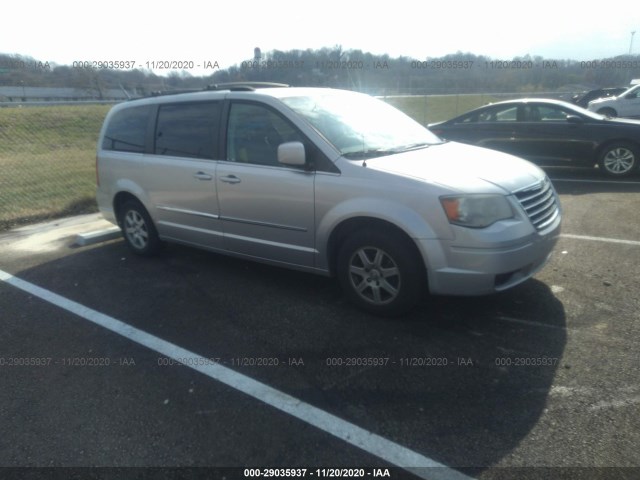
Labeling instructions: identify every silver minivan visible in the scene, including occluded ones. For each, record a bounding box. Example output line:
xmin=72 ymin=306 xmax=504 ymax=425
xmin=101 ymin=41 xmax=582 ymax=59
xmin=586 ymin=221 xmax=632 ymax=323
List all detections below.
xmin=96 ymin=83 xmax=561 ymax=315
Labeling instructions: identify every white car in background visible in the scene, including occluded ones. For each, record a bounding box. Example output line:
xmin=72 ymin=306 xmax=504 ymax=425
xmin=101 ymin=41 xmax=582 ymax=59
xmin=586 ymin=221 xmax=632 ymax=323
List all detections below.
xmin=588 ymin=84 xmax=640 ymax=118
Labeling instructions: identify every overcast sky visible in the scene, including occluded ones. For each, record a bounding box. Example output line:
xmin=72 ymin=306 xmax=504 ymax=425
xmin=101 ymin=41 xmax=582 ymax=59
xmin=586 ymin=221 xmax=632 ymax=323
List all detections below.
xmin=3 ymin=0 xmax=639 ymax=75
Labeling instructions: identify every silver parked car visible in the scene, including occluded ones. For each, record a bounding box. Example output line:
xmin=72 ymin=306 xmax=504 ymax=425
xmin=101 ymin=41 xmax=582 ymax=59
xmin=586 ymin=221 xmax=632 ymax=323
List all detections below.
xmin=96 ymin=83 xmax=561 ymax=316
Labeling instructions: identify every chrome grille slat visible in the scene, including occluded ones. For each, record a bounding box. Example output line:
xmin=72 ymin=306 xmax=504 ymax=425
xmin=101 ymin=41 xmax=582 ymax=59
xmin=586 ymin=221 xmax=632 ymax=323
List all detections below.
xmin=535 ymin=208 xmax=560 ymax=231
xmin=521 ymin=188 xmax=553 ymax=212
xmin=515 ymin=190 xmax=544 ymax=204
xmin=514 ymin=177 xmax=560 ymax=231
xmin=527 ymin=195 xmax=556 ymax=219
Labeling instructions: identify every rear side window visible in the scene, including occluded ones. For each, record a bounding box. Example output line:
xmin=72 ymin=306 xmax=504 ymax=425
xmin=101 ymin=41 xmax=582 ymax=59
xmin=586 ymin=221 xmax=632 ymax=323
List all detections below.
xmin=155 ymin=102 xmax=221 ymax=159
xmin=102 ymin=105 xmax=151 ymax=153
xmin=478 ymin=105 xmax=518 ymax=122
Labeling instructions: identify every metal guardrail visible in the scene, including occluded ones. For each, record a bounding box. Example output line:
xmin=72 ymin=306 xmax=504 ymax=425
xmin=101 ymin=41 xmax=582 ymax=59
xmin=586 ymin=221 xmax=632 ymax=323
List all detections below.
xmin=0 ymin=100 xmax=121 ymax=107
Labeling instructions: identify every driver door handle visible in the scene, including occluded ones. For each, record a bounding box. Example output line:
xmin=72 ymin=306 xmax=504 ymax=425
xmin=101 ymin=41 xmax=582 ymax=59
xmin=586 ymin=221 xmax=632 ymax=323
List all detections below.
xmin=220 ymin=175 xmax=241 ymax=184
xmin=193 ymin=171 xmax=213 ymax=181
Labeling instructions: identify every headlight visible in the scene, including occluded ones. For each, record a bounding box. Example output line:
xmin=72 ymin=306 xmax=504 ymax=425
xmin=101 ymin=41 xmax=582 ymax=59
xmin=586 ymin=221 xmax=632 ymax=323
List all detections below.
xmin=440 ymin=194 xmax=514 ymax=228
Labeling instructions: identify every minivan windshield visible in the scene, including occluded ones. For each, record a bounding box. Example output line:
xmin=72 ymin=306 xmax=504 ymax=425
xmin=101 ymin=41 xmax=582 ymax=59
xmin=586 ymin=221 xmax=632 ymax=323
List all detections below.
xmin=281 ymin=91 xmax=443 ymax=159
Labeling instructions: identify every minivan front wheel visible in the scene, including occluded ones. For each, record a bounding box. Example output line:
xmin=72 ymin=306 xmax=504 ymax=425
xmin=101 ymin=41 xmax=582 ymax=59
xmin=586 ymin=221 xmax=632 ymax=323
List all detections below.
xmin=337 ymin=230 xmax=423 ymax=316
xmin=119 ymin=200 xmax=161 ymax=255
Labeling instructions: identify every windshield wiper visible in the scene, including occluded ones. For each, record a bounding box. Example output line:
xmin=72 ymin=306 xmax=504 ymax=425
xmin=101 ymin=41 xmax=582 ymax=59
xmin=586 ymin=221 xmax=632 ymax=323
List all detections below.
xmin=393 ymin=142 xmax=433 ymax=152
xmin=345 ymin=143 xmax=436 ymax=158
xmin=342 ymin=149 xmax=397 ymax=160
xmin=343 ymin=142 xmax=440 ymax=160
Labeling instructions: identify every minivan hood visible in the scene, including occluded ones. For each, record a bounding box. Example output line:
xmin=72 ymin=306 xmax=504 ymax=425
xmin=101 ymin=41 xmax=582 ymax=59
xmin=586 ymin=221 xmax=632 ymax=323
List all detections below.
xmin=362 ymin=141 xmax=544 ymax=194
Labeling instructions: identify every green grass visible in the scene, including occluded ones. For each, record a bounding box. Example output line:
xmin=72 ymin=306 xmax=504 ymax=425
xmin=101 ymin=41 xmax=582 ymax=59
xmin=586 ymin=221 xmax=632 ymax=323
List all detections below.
xmin=0 ymin=104 xmax=111 ymax=230
xmin=382 ymin=94 xmax=499 ymax=125
xmin=0 ymin=96 xmax=497 ymax=230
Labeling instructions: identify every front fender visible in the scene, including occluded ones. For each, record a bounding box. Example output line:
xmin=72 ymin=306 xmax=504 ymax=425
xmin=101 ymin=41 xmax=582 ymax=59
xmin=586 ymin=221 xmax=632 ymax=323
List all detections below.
xmin=315 ymin=197 xmax=449 ymax=271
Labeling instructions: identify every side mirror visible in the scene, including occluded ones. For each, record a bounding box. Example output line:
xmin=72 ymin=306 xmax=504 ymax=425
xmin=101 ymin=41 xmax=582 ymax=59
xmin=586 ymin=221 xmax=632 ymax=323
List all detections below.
xmin=278 ymin=141 xmax=306 ymax=166
xmin=566 ymin=115 xmax=583 ymax=124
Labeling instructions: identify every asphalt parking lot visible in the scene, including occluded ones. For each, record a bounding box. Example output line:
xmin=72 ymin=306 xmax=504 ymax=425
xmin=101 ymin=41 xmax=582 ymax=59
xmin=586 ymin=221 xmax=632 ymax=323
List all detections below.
xmin=0 ymin=167 xmax=639 ymax=480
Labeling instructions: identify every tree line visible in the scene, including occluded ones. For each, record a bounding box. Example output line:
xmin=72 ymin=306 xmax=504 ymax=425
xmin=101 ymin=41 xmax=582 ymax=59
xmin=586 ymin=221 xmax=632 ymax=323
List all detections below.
xmin=1 ymin=47 xmax=639 ymax=96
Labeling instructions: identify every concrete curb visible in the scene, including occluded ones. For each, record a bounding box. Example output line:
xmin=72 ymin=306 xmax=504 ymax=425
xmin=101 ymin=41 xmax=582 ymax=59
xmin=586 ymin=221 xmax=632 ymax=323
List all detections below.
xmin=74 ymin=227 xmax=121 ymax=247
xmin=0 ymin=214 xmax=122 ymax=254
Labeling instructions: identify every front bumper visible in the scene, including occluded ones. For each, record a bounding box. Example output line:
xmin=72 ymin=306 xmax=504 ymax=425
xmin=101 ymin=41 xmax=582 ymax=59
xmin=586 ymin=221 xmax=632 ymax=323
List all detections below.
xmin=419 ymin=216 xmax=561 ymax=296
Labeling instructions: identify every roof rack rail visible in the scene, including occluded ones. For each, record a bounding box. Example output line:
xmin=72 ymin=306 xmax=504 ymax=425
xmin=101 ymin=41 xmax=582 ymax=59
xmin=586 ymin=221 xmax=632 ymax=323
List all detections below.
xmin=144 ymin=82 xmax=289 ymax=99
xmin=205 ymin=82 xmax=290 ymax=91
xmin=149 ymin=89 xmax=201 ymax=97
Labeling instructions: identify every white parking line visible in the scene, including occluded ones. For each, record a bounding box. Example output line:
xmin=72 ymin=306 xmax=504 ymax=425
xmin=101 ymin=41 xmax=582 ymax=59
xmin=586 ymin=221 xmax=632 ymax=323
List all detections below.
xmin=588 ymin=395 xmax=640 ymax=411
xmin=549 ymin=178 xmax=640 ymax=185
xmin=496 ymin=316 xmax=567 ymax=332
xmin=560 ymin=234 xmax=640 ymax=246
xmin=0 ymin=268 xmax=473 ymax=480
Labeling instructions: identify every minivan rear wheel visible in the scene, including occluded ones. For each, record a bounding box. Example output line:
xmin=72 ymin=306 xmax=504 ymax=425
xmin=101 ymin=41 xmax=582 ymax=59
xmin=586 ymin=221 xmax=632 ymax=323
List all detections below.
xmin=337 ymin=230 xmax=423 ymax=316
xmin=119 ymin=200 xmax=162 ymax=256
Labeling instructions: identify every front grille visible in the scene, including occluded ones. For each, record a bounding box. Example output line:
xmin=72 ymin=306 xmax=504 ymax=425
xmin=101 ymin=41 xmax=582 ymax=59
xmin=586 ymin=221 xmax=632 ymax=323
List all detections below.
xmin=514 ymin=177 xmax=559 ymax=230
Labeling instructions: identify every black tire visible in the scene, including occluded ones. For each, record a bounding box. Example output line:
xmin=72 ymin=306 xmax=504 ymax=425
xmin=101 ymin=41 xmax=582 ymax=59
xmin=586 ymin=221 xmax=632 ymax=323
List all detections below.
xmin=597 ymin=107 xmax=617 ymax=118
xmin=598 ymin=142 xmax=639 ymax=177
xmin=337 ymin=229 xmax=424 ymax=316
xmin=118 ymin=200 xmax=162 ymax=256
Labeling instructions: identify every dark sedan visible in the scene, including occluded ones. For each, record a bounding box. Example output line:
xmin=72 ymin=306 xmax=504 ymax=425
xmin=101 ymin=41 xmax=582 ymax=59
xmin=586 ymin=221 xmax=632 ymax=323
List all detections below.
xmin=429 ymin=99 xmax=640 ymax=177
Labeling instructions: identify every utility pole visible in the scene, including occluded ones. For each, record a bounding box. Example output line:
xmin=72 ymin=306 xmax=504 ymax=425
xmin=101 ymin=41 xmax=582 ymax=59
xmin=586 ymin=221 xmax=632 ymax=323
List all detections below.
xmin=631 ymin=31 xmax=636 ymax=55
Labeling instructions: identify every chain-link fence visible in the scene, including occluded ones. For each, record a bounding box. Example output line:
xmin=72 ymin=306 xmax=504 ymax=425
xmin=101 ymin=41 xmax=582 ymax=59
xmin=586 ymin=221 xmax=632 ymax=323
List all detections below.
xmin=0 ymin=91 xmax=579 ymax=232
xmin=0 ymin=103 xmax=112 ymax=230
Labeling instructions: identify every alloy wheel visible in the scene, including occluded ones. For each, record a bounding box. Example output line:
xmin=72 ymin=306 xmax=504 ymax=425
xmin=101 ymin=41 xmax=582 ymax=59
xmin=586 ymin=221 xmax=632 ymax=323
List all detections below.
xmin=124 ymin=210 xmax=149 ymax=250
xmin=348 ymin=246 xmax=401 ymax=305
xmin=603 ymin=147 xmax=635 ymax=175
